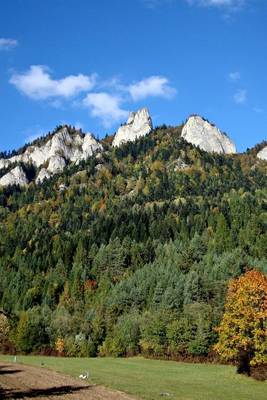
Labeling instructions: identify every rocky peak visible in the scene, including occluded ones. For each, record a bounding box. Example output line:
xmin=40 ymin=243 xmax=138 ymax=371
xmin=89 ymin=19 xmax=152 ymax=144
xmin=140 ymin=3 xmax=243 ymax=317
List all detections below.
xmin=181 ymin=115 xmax=236 ymax=154
xmin=0 ymin=166 xmax=28 ymax=187
xmin=0 ymin=126 xmax=103 ymax=186
xmin=112 ymin=108 xmax=153 ymax=147
xmin=257 ymin=146 xmax=267 ymax=161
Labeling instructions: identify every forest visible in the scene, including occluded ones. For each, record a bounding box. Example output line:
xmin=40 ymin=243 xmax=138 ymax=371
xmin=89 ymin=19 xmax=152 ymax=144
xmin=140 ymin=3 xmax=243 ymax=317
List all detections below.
xmin=0 ymin=124 xmax=266 ymax=366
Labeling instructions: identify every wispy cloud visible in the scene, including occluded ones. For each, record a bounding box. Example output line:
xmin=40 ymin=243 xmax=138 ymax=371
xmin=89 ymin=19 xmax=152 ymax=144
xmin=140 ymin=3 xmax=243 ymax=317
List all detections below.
xmin=128 ymin=76 xmax=176 ymax=101
xmin=253 ymin=107 xmax=263 ymax=114
xmin=233 ymin=89 xmax=247 ymax=104
xmin=0 ymin=38 xmax=18 ymax=50
xmin=186 ymin=0 xmax=246 ymax=10
xmin=228 ymin=71 xmax=241 ymax=81
xmin=10 ymin=65 xmax=96 ymax=100
xmin=24 ymin=126 xmax=47 ymax=144
xmin=141 ymin=0 xmax=246 ymax=10
xmin=141 ymin=0 xmax=173 ymax=9
xmin=74 ymin=121 xmax=84 ymax=131
xmin=82 ymin=92 xmax=129 ymax=127
xmin=142 ymin=0 xmax=161 ymax=8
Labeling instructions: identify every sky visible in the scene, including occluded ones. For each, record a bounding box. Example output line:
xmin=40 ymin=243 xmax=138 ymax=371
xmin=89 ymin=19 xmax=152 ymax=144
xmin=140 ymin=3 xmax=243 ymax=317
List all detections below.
xmin=0 ymin=0 xmax=266 ymax=152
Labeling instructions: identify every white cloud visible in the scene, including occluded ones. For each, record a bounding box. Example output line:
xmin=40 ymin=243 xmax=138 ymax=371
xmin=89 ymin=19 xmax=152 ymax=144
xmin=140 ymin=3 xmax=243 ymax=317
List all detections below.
xmin=10 ymin=65 xmax=177 ymax=127
xmin=10 ymin=65 xmax=96 ymax=100
xmin=128 ymin=76 xmax=176 ymax=101
xmin=229 ymin=71 xmax=241 ymax=81
xmin=233 ymin=89 xmax=247 ymax=104
xmin=83 ymin=92 xmax=129 ymax=127
xmin=187 ymin=0 xmax=245 ymax=8
xmin=0 ymin=38 xmax=18 ymax=50
xmin=82 ymin=75 xmax=176 ymax=126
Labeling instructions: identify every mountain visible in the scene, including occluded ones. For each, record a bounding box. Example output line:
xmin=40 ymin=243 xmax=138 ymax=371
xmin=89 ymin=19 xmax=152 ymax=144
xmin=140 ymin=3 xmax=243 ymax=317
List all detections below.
xmin=0 ymin=109 xmax=244 ymax=188
xmin=181 ymin=115 xmax=236 ymax=154
xmin=112 ymin=108 xmax=152 ymax=147
xmin=0 ymin=126 xmax=102 ymax=186
xmin=0 ymin=110 xmax=266 ymax=359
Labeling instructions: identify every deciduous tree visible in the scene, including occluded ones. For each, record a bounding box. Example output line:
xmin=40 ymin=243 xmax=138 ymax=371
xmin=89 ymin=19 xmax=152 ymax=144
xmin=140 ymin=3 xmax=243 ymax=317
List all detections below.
xmin=215 ymin=270 xmax=267 ymax=374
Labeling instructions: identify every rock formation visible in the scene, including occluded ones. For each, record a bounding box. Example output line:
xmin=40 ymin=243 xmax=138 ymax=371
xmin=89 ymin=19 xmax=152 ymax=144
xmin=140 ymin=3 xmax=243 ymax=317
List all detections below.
xmin=181 ymin=115 xmax=236 ymax=154
xmin=0 ymin=126 xmax=103 ymax=186
xmin=36 ymin=168 xmax=51 ymax=184
xmin=0 ymin=166 xmax=28 ymax=187
xmin=257 ymin=146 xmax=267 ymax=161
xmin=112 ymin=108 xmax=152 ymax=147
xmin=47 ymin=155 xmax=66 ymax=174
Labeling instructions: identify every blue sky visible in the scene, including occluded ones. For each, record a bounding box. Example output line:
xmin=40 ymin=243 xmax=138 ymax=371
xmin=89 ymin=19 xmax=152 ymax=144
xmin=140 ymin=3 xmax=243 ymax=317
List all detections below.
xmin=0 ymin=0 xmax=266 ymax=152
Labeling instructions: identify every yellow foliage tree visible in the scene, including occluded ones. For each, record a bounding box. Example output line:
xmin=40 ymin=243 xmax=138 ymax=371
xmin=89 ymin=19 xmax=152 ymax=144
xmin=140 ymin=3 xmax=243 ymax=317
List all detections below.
xmin=214 ymin=270 xmax=267 ymax=374
xmin=55 ymin=337 xmax=65 ymax=355
xmin=0 ymin=313 xmax=10 ymax=342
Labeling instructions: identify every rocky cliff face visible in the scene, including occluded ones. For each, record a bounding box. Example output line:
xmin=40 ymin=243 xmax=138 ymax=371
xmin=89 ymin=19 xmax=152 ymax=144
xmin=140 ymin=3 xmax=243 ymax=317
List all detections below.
xmin=112 ymin=108 xmax=152 ymax=147
xmin=181 ymin=115 xmax=236 ymax=154
xmin=257 ymin=146 xmax=267 ymax=161
xmin=0 ymin=166 xmax=28 ymax=187
xmin=0 ymin=126 xmax=103 ymax=186
xmin=36 ymin=168 xmax=51 ymax=184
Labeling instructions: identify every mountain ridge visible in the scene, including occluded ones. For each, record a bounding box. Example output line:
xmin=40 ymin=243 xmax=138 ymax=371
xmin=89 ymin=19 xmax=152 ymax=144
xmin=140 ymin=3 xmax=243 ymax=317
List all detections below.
xmin=0 ymin=109 xmax=266 ymax=187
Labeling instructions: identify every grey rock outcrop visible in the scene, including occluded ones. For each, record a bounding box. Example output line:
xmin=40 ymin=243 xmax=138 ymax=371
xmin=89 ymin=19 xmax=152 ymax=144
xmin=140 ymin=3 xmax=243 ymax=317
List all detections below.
xmin=47 ymin=155 xmax=66 ymax=174
xmin=81 ymin=133 xmax=102 ymax=160
xmin=112 ymin=108 xmax=152 ymax=147
xmin=36 ymin=168 xmax=51 ymax=184
xmin=0 ymin=166 xmax=28 ymax=187
xmin=0 ymin=126 xmax=103 ymax=185
xmin=0 ymin=159 xmax=10 ymax=170
xmin=257 ymin=146 xmax=267 ymax=161
xmin=181 ymin=115 xmax=236 ymax=154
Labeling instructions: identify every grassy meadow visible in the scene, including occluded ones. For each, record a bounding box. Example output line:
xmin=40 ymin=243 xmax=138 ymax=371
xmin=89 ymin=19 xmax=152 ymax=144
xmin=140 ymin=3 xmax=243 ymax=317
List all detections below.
xmin=0 ymin=355 xmax=266 ymax=400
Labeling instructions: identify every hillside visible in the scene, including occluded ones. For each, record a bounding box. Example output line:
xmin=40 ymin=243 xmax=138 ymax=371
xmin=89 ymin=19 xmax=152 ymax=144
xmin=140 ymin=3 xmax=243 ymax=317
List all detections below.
xmin=0 ymin=112 xmax=266 ymax=359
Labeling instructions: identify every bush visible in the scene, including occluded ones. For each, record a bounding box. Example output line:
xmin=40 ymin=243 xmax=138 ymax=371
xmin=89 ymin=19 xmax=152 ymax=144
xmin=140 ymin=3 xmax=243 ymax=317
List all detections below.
xmin=100 ymin=313 xmax=140 ymax=357
xmin=16 ymin=308 xmax=50 ymax=353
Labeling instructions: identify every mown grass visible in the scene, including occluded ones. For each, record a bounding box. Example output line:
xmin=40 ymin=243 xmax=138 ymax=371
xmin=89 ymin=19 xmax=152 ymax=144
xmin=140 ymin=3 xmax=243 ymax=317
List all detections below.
xmin=0 ymin=355 xmax=266 ymax=400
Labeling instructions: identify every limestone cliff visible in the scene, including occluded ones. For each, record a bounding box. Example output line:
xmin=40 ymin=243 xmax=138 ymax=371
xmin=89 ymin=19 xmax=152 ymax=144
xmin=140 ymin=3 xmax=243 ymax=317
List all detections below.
xmin=181 ymin=115 xmax=236 ymax=154
xmin=112 ymin=108 xmax=152 ymax=147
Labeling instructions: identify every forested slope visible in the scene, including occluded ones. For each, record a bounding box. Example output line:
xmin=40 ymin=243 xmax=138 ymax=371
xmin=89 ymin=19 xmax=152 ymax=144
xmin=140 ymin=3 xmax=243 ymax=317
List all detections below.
xmin=0 ymin=125 xmax=266 ymax=357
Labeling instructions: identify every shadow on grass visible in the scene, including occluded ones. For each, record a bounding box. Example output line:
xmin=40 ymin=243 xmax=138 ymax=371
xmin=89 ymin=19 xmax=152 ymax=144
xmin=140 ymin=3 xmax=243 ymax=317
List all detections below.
xmin=0 ymin=384 xmax=91 ymax=399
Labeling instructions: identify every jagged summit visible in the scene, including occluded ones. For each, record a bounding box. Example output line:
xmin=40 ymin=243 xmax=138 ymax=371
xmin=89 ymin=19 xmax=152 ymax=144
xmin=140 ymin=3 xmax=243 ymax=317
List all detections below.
xmin=0 ymin=126 xmax=103 ymax=186
xmin=112 ymin=108 xmax=153 ymax=147
xmin=181 ymin=115 xmax=236 ymax=154
xmin=1 ymin=110 xmax=265 ymax=188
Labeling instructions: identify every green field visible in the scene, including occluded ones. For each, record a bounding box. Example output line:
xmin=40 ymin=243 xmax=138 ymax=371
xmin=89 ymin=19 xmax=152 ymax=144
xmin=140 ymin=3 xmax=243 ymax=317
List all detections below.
xmin=0 ymin=355 xmax=266 ymax=400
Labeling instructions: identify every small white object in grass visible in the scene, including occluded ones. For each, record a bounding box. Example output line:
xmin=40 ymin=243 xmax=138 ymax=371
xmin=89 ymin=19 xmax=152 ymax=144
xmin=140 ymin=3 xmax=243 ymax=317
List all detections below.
xmin=79 ymin=371 xmax=89 ymax=380
xmin=13 ymin=356 xmax=17 ymax=363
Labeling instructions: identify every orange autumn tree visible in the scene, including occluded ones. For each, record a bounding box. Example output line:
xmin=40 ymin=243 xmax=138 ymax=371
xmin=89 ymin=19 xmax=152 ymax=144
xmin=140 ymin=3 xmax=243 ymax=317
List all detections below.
xmin=215 ymin=270 xmax=267 ymax=375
